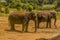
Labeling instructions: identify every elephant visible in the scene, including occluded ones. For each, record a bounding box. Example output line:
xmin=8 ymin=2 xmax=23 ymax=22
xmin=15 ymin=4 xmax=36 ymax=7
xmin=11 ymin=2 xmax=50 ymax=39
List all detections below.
xmin=8 ymin=11 xmax=37 ymax=32
xmin=37 ymin=10 xmax=57 ymax=28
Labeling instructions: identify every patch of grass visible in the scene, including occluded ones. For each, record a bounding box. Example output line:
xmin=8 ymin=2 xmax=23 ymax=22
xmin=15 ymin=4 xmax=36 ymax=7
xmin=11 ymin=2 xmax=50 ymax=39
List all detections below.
xmin=57 ymin=12 xmax=60 ymax=19
xmin=0 ymin=13 xmax=9 ymax=17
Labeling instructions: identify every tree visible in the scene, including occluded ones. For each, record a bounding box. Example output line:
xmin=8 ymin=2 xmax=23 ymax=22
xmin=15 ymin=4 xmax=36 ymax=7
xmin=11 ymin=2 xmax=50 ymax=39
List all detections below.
xmin=37 ymin=0 xmax=44 ymax=6
xmin=5 ymin=6 xmax=9 ymax=14
xmin=28 ymin=5 xmax=33 ymax=11
xmin=57 ymin=0 xmax=60 ymax=7
xmin=48 ymin=0 xmax=55 ymax=4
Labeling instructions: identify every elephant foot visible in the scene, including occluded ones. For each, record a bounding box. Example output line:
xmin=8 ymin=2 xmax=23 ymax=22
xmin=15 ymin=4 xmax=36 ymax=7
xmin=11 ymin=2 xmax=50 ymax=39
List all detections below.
xmin=34 ymin=30 xmax=37 ymax=33
xmin=25 ymin=31 xmax=28 ymax=32
xmin=21 ymin=31 xmax=24 ymax=33
xmin=49 ymin=27 xmax=51 ymax=28
xmin=34 ymin=28 xmax=37 ymax=33
xmin=10 ymin=28 xmax=15 ymax=31
xmin=46 ymin=27 xmax=48 ymax=28
xmin=37 ymin=27 xmax=40 ymax=29
xmin=22 ymin=29 xmax=25 ymax=33
xmin=55 ymin=26 xmax=57 ymax=29
xmin=55 ymin=27 xmax=57 ymax=29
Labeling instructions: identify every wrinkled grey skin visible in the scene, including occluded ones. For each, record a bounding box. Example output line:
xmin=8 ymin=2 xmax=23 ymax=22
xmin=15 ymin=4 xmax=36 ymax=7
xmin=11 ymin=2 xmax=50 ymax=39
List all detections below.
xmin=37 ymin=11 xmax=51 ymax=28
xmin=8 ymin=10 xmax=57 ymax=32
xmin=49 ymin=11 xmax=57 ymax=28
xmin=26 ymin=12 xmax=37 ymax=32
xmin=8 ymin=12 xmax=37 ymax=32
xmin=8 ymin=12 xmax=27 ymax=32
xmin=37 ymin=10 xmax=57 ymax=28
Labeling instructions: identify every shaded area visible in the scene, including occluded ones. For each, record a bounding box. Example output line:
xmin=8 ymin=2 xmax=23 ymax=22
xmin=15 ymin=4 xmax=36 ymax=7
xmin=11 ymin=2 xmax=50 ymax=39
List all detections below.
xmin=51 ymin=35 xmax=60 ymax=40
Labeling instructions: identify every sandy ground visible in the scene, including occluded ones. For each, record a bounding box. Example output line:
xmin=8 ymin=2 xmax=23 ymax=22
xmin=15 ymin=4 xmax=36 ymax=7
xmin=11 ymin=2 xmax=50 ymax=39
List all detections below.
xmin=0 ymin=17 xmax=60 ymax=40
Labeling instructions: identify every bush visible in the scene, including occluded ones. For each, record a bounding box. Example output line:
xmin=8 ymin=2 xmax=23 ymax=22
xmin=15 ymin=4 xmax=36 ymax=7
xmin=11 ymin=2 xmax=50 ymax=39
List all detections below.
xmin=57 ymin=12 xmax=60 ymax=19
xmin=56 ymin=7 xmax=60 ymax=11
xmin=42 ymin=5 xmax=55 ymax=10
xmin=37 ymin=6 xmax=43 ymax=10
xmin=27 ymin=5 xmax=33 ymax=11
xmin=5 ymin=7 xmax=9 ymax=14
xmin=15 ymin=3 xmax=22 ymax=10
xmin=22 ymin=4 xmax=27 ymax=9
xmin=32 ymin=4 xmax=38 ymax=10
xmin=9 ymin=3 xmax=16 ymax=8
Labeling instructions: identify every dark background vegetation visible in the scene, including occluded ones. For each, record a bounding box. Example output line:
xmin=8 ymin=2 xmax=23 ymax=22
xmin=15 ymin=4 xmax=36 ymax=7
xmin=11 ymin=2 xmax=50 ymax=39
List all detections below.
xmin=0 ymin=0 xmax=60 ymax=19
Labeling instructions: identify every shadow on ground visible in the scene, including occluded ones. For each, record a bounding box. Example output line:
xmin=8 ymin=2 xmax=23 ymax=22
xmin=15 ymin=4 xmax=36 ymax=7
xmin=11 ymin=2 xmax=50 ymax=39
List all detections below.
xmin=36 ymin=35 xmax=60 ymax=40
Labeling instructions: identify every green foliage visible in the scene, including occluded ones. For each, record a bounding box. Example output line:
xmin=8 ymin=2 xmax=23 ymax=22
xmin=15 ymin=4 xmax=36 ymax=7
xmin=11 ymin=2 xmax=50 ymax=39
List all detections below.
xmin=32 ymin=4 xmax=38 ymax=10
xmin=56 ymin=7 xmax=60 ymax=11
xmin=27 ymin=5 xmax=33 ymax=11
xmin=33 ymin=5 xmax=42 ymax=10
xmin=57 ymin=12 xmax=60 ymax=19
xmin=22 ymin=4 xmax=28 ymax=10
xmin=5 ymin=6 xmax=9 ymax=14
xmin=37 ymin=0 xmax=44 ymax=6
xmin=0 ymin=0 xmax=60 ymax=13
xmin=42 ymin=5 xmax=55 ymax=10
xmin=15 ymin=3 xmax=22 ymax=10
xmin=53 ymin=0 xmax=57 ymax=6
xmin=0 ymin=13 xmax=9 ymax=17
xmin=57 ymin=0 xmax=60 ymax=7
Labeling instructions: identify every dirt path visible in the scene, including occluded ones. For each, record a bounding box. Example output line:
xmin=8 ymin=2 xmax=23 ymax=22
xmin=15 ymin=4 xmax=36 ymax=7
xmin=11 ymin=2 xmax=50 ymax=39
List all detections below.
xmin=0 ymin=17 xmax=60 ymax=40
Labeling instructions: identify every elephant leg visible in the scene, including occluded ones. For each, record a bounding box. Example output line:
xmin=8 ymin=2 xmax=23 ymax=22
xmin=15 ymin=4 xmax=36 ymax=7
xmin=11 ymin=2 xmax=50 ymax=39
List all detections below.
xmin=34 ymin=20 xmax=37 ymax=32
xmin=46 ymin=21 xmax=48 ymax=28
xmin=10 ymin=23 xmax=15 ymax=31
xmin=37 ymin=20 xmax=40 ymax=28
xmin=54 ymin=17 xmax=57 ymax=28
xmin=22 ymin=23 xmax=25 ymax=32
xmin=46 ymin=19 xmax=49 ymax=28
xmin=49 ymin=19 xmax=51 ymax=28
xmin=25 ymin=22 xmax=29 ymax=32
